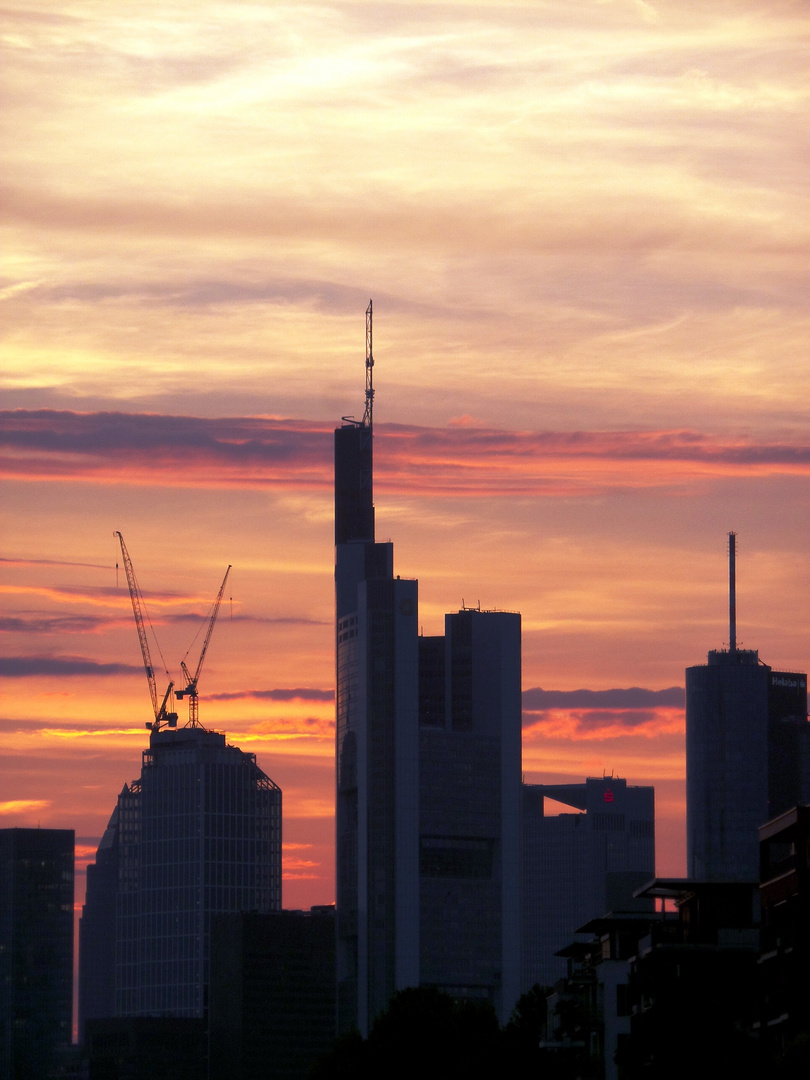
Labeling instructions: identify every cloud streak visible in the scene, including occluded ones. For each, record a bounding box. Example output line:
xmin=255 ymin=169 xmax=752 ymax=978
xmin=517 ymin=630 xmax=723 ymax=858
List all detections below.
xmin=208 ymin=687 xmax=334 ymax=702
xmin=3 ymin=411 xmax=809 ymax=496
xmin=521 ymin=687 xmax=687 ymax=740
xmin=0 ymin=656 xmax=141 ymax=678
xmin=523 ymin=686 xmax=685 ymax=710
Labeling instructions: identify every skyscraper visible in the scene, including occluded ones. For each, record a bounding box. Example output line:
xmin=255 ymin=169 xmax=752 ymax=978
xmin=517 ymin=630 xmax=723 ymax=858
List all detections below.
xmin=0 ymin=828 xmax=74 ymax=1079
xmin=521 ymin=776 xmax=655 ymax=988
xmin=80 ymin=725 xmax=281 ymax=1023
xmin=686 ymin=533 xmax=809 ymax=880
xmin=335 ymin=304 xmax=521 ymax=1033
xmin=418 ymin=609 xmax=522 ymax=1009
xmin=78 ymin=805 xmax=119 ymax=1037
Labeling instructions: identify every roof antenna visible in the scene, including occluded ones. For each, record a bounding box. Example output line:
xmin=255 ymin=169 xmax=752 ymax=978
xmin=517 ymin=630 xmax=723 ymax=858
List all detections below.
xmin=728 ymin=531 xmax=737 ymax=653
xmin=362 ymin=300 xmax=374 ymax=428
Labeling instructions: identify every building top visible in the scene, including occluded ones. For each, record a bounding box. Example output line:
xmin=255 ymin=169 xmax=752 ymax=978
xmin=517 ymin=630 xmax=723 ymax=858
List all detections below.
xmin=148 ymin=726 xmax=227 ymax=750
xmin=705 ymin=647 xmax=760 ymax=667
xmin=758 ymin=802 xmax=810 ymax=842
xmin=634 ymin=878 xmax=758 ymax=900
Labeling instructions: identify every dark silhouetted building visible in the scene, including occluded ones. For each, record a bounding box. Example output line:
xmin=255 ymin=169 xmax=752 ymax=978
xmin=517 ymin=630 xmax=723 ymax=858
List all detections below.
xmin=521 ymin=776 xmax=655 ymax=988
xmin=80 ymin=725 xmax=281 ymax=1023
xmin=625 ymin=879 xmax=761 ymax=1078
xmin=209 ymin=906 xmax=336 ymax=1080
xmin=418 ymin=608 xmax=522 ymax=1013
xmin=548 ymin=910 xmax=663 ymax=1080
xmin=78 ymin=805 xmax=119 ymax=1040
xmin=686 ymin=534 xmax=809 ymax=880
xmin=0 ymin=827 xmax=74 ymax=1079
xmin=82 ymin=1016 xmax=207 ymax=1080
xmin=335 ymin=306 xmax=521 ymax=1033
xmin=757 ymin=804 xmax=810 ymax=1061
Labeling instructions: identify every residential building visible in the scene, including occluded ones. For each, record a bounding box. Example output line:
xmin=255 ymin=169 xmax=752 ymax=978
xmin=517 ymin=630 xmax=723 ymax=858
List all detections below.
xmin=756 ymin=804 xmax=810 ymax=1062
xmin=625 ymin=879 xmax=762 ymax=1077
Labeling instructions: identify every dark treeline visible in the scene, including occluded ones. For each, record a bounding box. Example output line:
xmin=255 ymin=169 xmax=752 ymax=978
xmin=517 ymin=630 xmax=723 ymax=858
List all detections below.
xmin=310 ymin=985 xmax=551 ymax=1078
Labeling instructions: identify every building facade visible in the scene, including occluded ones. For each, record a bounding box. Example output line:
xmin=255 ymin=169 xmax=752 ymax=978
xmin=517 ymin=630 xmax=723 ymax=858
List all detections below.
xmin=80 ymin=726 xmax=281 ymax=1022
xmin=0 ymin=828 xmax=74 ymax=1079
xmin=78 ymin=805 xmax=120 ymax=1038
xmin=521 ymin=776 xmax=655 ymax=989
xmin=335 ymin=334 xmax=521 ymax=1033
xmin=418 ymin=610 xmax=521 ymax=1011
xmin=209 ymin=906 xmax=336 ymax=1080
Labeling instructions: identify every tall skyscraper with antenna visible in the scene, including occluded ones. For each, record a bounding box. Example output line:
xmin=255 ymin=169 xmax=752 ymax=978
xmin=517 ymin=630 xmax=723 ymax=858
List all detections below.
xmin=335 ymin=303 xmax=521 ymax=1034
xmin=686 ymin=533 xmax=809 ymax=880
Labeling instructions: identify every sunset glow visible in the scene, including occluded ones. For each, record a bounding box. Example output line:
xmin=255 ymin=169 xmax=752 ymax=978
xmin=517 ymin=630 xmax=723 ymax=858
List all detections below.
xmin=2 ymin=1 xmax=808 ymax=918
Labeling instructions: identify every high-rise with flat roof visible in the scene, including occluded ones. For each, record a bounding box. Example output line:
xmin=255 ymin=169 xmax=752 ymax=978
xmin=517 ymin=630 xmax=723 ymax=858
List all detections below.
xmin=80 ymin=726 xmax=281 ymax=1022
xmin=0 ymin=828 xmax=74 ymax=1079
xmin=521 ymin=776 xmax=654 ymax=988
xmin=335 ymin=304 xmax=521 ymax=1033
xmin=686 ymin=534 xmax=809 ymax=880
xmin=418 ymin=609 xmax=522 ymax=1008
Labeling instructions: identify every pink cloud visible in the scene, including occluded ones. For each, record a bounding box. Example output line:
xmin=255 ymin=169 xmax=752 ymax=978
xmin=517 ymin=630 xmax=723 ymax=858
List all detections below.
xmin=2 ymin=410 xmax=808 ymax=497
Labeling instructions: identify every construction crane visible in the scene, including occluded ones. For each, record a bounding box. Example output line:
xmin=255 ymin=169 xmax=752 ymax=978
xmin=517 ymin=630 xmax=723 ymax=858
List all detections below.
xmin=176 ymin=565 xmax=231 ymax=729
xmin=114 ymin=531 xmax=177 ymax=731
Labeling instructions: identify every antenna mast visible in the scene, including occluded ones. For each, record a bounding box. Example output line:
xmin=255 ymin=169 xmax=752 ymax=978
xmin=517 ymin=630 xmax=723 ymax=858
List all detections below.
xmin=363 ymin=299 xmax=374 ymax=428
xmin=728 ymin=531 xmax=737 ymax=653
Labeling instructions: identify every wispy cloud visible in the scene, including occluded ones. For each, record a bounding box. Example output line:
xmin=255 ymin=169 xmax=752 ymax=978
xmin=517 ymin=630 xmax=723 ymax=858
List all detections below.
xmin=209 ymin=687 xmax=333 ymax=703
xmin=0 ymin=656 xmax=141 ymax=677
xmin=0 ymin=614 xmax=122 ymax=634
xmin=523 ymin=686 xmax=685 ymax=710
xmin=3 ymin=411 xmax=808 ymax=496
xmin=524 ymin=706 xmax=684 ymax=741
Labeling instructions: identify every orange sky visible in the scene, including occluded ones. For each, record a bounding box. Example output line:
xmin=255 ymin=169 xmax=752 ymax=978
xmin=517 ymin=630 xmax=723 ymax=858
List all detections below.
xmin=2 ymin=1 xmax=809 ymax=914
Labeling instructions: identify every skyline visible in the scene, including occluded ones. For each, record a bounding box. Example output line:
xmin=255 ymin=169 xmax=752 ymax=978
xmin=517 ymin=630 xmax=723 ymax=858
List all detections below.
xmin=2 ymin=1 xmax=809 ymax=912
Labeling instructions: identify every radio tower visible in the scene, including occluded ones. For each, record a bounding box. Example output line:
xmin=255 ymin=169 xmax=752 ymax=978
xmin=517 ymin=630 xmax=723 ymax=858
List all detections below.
xmin=362 ymin=299 xmax=374 ymax=428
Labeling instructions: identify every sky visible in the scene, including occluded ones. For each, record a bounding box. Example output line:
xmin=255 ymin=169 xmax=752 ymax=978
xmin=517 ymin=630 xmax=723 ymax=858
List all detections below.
xmin=2 ymin=0 xmax=809 ymax=916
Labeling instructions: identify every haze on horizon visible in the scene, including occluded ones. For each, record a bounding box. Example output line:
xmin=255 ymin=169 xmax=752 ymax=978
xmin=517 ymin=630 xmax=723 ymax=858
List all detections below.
xmin=2 ymin=0 xmax=808 ymax=909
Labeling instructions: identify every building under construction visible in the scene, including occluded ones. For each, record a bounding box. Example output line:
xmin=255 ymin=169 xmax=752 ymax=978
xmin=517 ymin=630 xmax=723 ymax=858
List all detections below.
xmin=79 ymin=537 xmax=281 ymax=1029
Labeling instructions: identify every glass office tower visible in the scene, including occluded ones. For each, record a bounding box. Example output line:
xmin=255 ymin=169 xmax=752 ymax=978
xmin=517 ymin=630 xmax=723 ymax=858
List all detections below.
xmin=81 ymin=727 xmax=281 ymax=1021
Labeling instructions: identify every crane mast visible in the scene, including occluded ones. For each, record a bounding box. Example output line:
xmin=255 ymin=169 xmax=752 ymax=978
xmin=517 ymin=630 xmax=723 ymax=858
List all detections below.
xmin=176 ymin=565 xmax=231 ymax=728
xmin=114 ymin=531 xmax=177 ymax=731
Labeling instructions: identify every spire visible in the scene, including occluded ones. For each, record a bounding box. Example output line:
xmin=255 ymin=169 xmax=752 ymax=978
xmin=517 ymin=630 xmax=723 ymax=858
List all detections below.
xmin=363 ymin=300 xmax=374 ymax=428
xmin=334 ymin=303 xmax=376 ymax=545
xmin=728 ymin=531 xmax=737 ymax=653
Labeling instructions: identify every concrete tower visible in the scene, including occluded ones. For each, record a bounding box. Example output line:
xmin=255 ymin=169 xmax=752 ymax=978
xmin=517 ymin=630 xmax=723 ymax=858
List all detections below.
xmin=686 ymin=533 xmax=809 ymax=880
